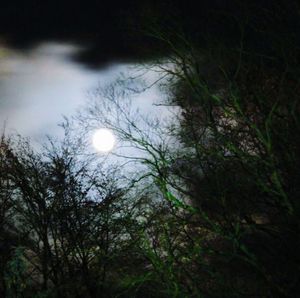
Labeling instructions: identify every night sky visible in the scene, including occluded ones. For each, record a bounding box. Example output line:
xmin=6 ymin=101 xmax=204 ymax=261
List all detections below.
xmin=0 ymin=1 xmax=299 ymax=65
xmin=0 ymin=1 xmax=254 ymax=65
xmin=0 ymin=1 xmax=165 ymax=66
xmin=0 ymin=1 xmax=174 ymax=145
xmin=0 ymin=0 xmax=299 ymax=144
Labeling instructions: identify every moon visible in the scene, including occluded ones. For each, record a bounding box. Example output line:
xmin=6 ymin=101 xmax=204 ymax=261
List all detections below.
xmin=92 ymin=128 xmax=115 ymax=152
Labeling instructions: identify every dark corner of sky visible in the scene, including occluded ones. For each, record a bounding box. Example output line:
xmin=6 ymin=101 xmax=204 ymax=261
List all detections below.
xmin=0 ymin=0 xmax=299 ymax=69
xmin=0 ymin=0 xmax=176 ymax=69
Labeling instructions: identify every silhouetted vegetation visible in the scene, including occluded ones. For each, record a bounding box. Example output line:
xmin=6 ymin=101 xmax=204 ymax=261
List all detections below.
xmin=1 ymin=1 xmax=300 ymax=297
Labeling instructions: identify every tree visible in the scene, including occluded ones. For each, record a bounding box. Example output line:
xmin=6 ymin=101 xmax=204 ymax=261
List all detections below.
xmin=80 ymin=2 xmax=300 ymax=295
xmin=0 ymin=135 xmax=20 ymax=297
xmin=0 ymin=128 xmax=133 ymax=297
xmin=141 ymin=2 xmax=300 ymax=296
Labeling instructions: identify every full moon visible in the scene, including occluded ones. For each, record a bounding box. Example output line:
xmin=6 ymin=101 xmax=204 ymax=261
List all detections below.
xmin=92 ymin=128 xmax=115 ymax=152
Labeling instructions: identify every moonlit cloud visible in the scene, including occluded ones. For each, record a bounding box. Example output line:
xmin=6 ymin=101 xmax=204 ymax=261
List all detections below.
xmin=0 ymin=43 xmax=125 ymax=140
xmin=0 ymin=42 xmax=173 ymax=150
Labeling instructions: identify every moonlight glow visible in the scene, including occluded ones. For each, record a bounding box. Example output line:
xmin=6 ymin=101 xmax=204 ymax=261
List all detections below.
xmin=92 ymin=128 xmax=115 ymax=152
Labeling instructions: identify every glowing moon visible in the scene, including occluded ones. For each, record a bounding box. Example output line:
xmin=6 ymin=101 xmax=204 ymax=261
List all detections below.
xmin=92 ymin=128 xmax=115 ymax=152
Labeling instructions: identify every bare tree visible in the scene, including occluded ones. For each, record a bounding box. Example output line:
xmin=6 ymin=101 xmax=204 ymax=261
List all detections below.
xmin=0 ymin=127 xmax=134 ymax=297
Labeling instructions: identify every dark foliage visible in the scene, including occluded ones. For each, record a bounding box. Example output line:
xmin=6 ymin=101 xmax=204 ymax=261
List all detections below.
xmin=0 ymin=1 xmax=299 ymax=297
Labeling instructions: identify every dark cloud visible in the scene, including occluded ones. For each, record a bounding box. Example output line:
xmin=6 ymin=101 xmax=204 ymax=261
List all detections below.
xmin=0 ymin=1 xmax=162 ymax=67
xmin=0 ymin=1 xmax=299 ymax=69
